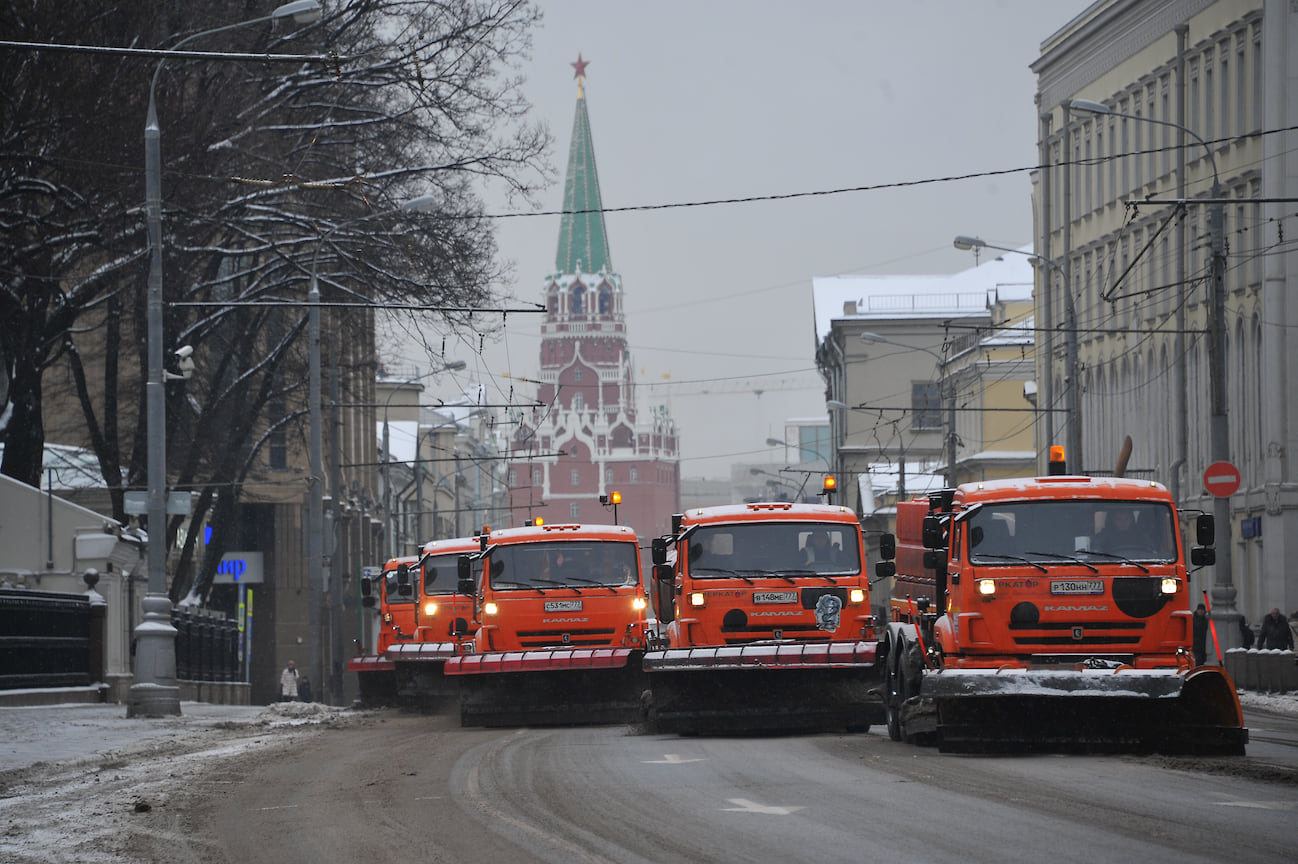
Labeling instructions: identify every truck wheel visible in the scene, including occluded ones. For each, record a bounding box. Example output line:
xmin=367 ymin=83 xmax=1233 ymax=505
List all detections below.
xmin=885 ymin=639 xmax=904 ymax=742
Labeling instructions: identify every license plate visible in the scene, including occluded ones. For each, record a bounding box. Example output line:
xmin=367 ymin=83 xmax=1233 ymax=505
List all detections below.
xmin=544 ymin=600 xmax=583 ymax=612
xmin=753 ymin=591 xmax=797 ymax=604
xmin=1050 ymin=580 xmax=1104 ymax=595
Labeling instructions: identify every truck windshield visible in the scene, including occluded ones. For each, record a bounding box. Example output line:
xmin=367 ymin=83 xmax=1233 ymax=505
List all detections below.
xmin=686 ymin=522 xmax=860 ymax=578
xmin=421 ymin=553 xmax=463 ymax=596
xmin=966 ymin=500 xmax=1177 ymax=565
xmin=486 ymin=541 xmax=639 ymax=590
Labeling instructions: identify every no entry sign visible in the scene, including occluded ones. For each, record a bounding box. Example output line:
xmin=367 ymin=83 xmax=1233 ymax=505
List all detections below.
xmin=1203 ymin=461 xmax=1240 ymax=498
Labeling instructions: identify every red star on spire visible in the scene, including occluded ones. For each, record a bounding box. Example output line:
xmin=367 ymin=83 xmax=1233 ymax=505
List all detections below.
xmin=571 ymin=53 xmax=590 ymax=81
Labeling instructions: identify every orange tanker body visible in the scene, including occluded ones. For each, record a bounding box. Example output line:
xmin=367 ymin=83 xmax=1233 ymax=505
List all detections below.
xmin=876 ymin=453 xmax=1247 ymax=754
xmin=443 ymin=522 xmax=649 ymax=726
xmin=641 ymin=502 xmax=886 ymax=734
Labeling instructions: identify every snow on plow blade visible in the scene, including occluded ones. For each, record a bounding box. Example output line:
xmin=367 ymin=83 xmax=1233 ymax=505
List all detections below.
xmin=917 ymin=665 xmax=1247 ymax=755
xmin=386 ymin=641 xmax=460 ymax=661
xmin=642 ymin=641 xmax=885 ymax=735
xmin=444 ymin=648 xmax=644 ymax=727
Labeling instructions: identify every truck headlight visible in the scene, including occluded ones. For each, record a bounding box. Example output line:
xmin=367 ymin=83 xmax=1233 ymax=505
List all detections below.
xmin=483 ymin=601 xmax=499 ymax=616
xmin=423 ymin=602 xmax=438 ymax=616
xmin=633 ymin=597 xmax=647 ymax=610
xmin=977 ymin=578 xmax=996 ymax=596
xmin=689 ymin=592 xmax=705 ymax=607
xmin=849 ymin=588 xmax=865 ymax=604
xmin=1160 ymin=577 xmax=1178 ymax=595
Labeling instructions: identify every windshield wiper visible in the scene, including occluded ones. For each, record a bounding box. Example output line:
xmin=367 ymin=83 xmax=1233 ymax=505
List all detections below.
xmin=970 ymin=553 xmax=1048 ymax=573
xmin=1020 ymin=551 xmax=1100 ymax=574
xmin=1081 ymin=551 xmax=1151 ymax=573
xmin=692 ymin=567 xmax=754 ymax=584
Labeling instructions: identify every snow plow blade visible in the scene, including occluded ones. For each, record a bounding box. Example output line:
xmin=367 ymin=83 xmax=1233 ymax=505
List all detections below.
xmin=386 ymin=642 xmax=462 ymax=708
xmin=642 ymin=641 xmax=885 ymax=735
xmin=444 ymin=648 xmax=645 ymax=727
xmin=916 ymin=665 xmax=1247 ymax=755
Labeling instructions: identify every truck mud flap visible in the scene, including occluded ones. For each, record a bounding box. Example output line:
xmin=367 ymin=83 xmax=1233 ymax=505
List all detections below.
xmin=642 ymin=642 xmax=884 ymax=735
xmin=918 ymin=666 xmax=1247 ymax=755
xmin=446 ymin=648 xmax=644 ymax=727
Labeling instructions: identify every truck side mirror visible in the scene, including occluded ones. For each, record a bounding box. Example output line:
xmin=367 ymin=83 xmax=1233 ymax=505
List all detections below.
xmin=360 ymin=577 xmax=376 ymax=608
xmin=652 ymin=564 xmax=676 ymax=624
xmin=923 ymin=549 xmax=948 ymax=574
xmin=456 ymin=555 xmax=475 ymax=595
xmin=878 ymin=534 xmax=896 ymax=561
xmin=1196 ymin=513 xmax=1215 ymax=546
xmin=1191 ymin=547 xmax=1216 ymax=567
xmin=874 ymin=560 xmax=896 ymax=582
xmin=922 ymin=515 xmax=943 ymax=550
xmin=395 ymin=563 xmax=413 ymax=597
xmin=651 ymin=537 xmax=668 ymax=566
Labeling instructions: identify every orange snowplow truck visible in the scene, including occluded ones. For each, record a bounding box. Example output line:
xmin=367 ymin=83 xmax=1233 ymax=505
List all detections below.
xmin=348 ymin=537 xmax=480 ymax=707
xmin=876 ymin=455 xmax=1247 ymax=754
xmin=642 ymin=502 xmax=886 ymax=734
xmin=443 ymin=522 xmax=649 ymax=727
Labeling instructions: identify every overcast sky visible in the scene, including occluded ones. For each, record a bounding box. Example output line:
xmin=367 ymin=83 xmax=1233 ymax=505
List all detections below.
xmin=406 ymin=0 xmax=1087 ymax=480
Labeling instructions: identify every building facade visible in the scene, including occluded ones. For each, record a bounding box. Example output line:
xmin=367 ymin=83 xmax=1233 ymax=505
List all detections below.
xmin=1032 ymin=0 xmax=1298 ymax=639
xmin=509 ymin=65 xmax=680 ymax=543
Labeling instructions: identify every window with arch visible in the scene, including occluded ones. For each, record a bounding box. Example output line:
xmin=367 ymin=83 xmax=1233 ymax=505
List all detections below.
xmin=599 ymin=286 xmax=612 ymax=314
xmin=547 ymin=288 xmax=559 ymax=319
xmin=629 ymin=467 xmax=638 ymax=483
xmin=571 ymin=469 xmax=580 ymax=487
xmin=571 ymin=284 xmax=586 ymax=315
xmin=573 ymin=392 xmax=585 ymax=412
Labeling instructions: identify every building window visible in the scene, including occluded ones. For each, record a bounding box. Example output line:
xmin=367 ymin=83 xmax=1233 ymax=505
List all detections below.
xmin=573 ymin=392 xmax=584 ymax=412
xmin=570 ymin=502 xmax=581 ymax=521
xmin=798 ymin=425 xmax=831 ymax=464
xmin=605 ymin=467 xmax=613 ymax=483
xmin=532 ymin=467 xmax=542 ymax=485
xmin=508 ymin=468 xmax=517 ymax=486
xmin=571 ymin=469 xmax=580 ymax=486
xmin=574 ymin=367 xmax=582 ymax=382
xmin=629 ymin=467 xmax=638 ymax=483
xmin=571 ymin=284 xmax=585 ymax=314
xmin=911 ymin=382 xmax=942 ymax=430
xmin=599 ymin=286 xmax=612 ymax=314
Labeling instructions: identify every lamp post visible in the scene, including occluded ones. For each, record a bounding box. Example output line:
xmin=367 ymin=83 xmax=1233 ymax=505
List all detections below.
xmin=381 ymin=361 xmax=467 ymax=557
xmin=749 ymin=467 xmax=794 ymax=502
xmin=308 ymin=194 xmax=438 ymax=701
xmin=953 ymin=235 xmax=1077 ymax=472
xmin=1068 ymin=97 xmax=1237 ymax=645
xmin=130 ymin=0 xmax=321 ymax=719
xmin=860 ymin=332 xmax=957 ymax=487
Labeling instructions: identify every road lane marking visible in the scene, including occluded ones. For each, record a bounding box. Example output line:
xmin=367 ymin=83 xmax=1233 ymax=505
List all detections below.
xmin=642 ymin=754 xmax=704 ymax=764
xmin=722 ymin=798 xmax=804 ymax=815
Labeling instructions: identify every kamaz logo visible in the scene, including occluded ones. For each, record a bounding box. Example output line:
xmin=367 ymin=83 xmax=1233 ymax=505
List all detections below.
xmin=1044 ymin=605 xmax=1109 ymax=612
xmin=542 ymin=617 xmax=589 ymax=623
xmin=751 ymin=611 xmax=798 ymax=617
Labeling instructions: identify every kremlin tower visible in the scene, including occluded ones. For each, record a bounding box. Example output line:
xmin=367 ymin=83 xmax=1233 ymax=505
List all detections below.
xmin=509 ymin=56 xmax=680 ymax=541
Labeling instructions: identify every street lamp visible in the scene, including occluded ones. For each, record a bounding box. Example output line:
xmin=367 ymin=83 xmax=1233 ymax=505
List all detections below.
xmin=308 ymin=193 xmax=439 ymax=702
xmin=953 ymin=235 xmax=1078 ymax=472
xmin=1068 ymin=97 xmax=1237 ymax=643
xmin=860 ymin=332 xmax=958 ymax=486
xmin=382 ymin=360 xmax=467 ymax=557
xmin=131 ymin=0 xmax=322 ymax=720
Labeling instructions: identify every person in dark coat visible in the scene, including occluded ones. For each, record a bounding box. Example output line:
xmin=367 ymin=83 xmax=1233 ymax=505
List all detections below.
xmin=297 ymin=675 xmax=313 ymax=703
xmin=1191 ymin=603 xmax=1209 ymax=666
xmin=1238 ymin=616 xmax=1255 ymax=650
xmin=1259 ymin=608 xmax=1294 ymax=650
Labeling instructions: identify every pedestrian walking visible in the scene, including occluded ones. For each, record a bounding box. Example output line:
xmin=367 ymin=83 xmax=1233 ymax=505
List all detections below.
xmin=1237 ymin=616 xmax=1255 ymax=650
xmin=1258 ymin=608 xmax=1294 ymax=651
xmin=279 ymin=659 xmax=300 ymax=701
xmin=297 ymin=675 xmax=312 ymax=703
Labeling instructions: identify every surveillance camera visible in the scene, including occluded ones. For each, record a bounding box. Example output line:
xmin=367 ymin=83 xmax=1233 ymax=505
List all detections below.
xmin=174 ymin=345 xmax=193 ymax=359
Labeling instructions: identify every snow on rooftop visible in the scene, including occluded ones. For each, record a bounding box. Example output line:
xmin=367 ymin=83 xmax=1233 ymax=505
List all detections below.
xmin=812 ymin=246 xmax=1036 ymax=344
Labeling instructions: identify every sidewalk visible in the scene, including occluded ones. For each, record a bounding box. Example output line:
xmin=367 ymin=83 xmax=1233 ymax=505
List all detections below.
xmin=0 ymin=698 xmax=351 ymax=772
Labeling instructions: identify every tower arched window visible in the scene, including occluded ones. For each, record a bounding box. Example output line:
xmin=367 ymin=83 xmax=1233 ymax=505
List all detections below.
xmin=571 ymin=284 xmax=586 ymax=315
xmin=598 ymin=286 xmax=612 ymax=314
xmin=547 ymin=288 xmax=559 ymax=319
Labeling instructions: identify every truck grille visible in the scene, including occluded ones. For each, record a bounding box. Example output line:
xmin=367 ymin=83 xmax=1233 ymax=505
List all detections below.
xmin=516 ymin=627 xmax=617 ymax=648
xmin=1009 ymin=620 xmax=1145 ymax=647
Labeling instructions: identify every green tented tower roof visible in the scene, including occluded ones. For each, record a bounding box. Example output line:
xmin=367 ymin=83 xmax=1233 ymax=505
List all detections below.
xmin=555 ymin=73 xmax=612 ymax=275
